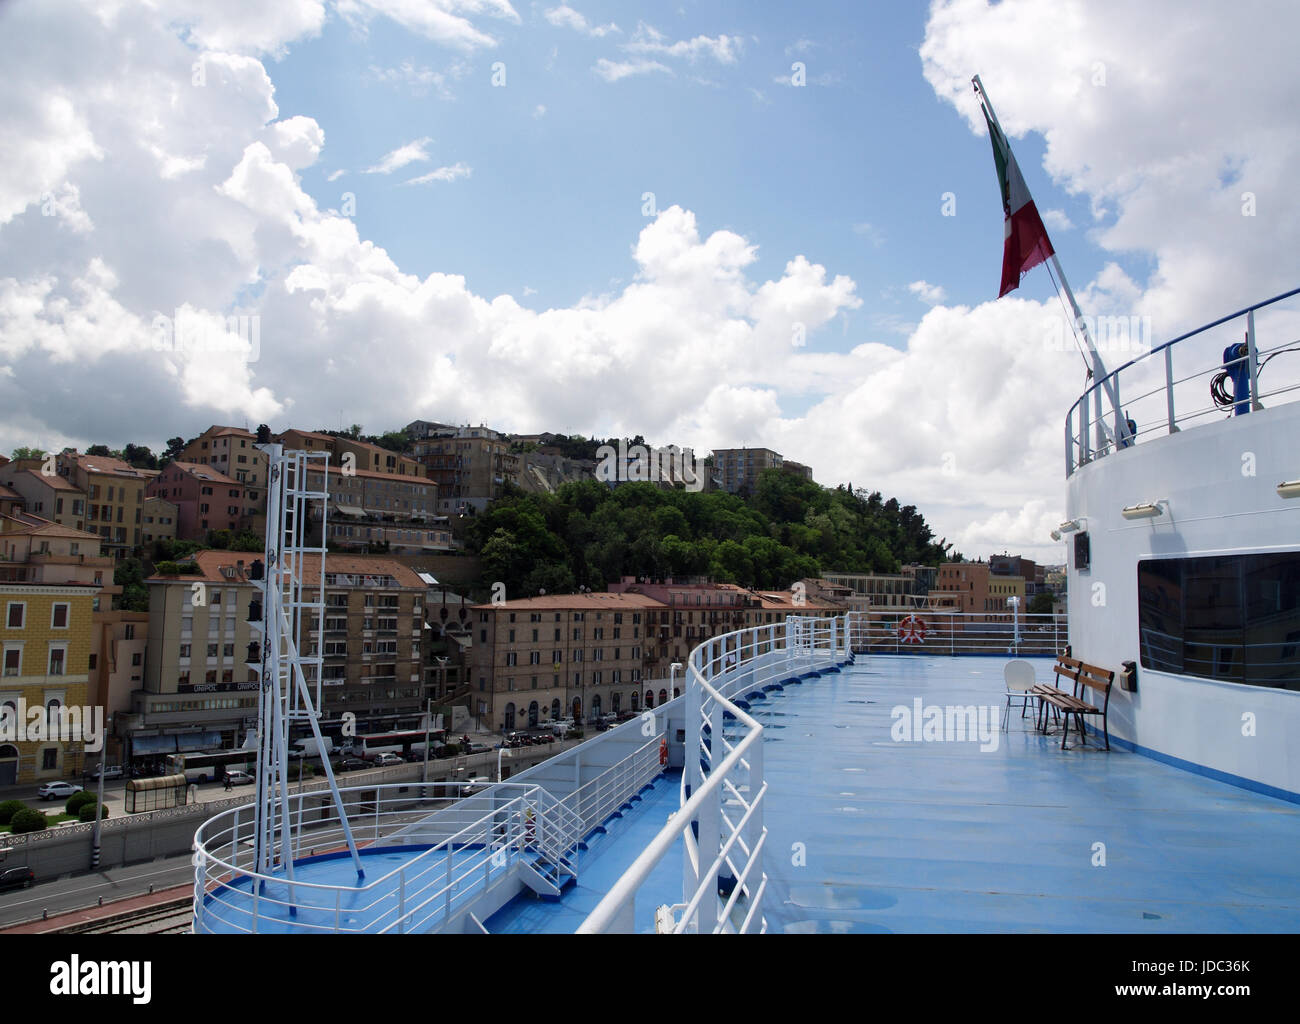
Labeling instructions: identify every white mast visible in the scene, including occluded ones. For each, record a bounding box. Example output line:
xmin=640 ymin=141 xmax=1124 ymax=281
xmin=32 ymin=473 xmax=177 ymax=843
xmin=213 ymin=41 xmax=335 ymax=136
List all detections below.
xmin=250 ymin=444 xmax=364 ymax=887
xmin=972 ymin=75 xmax=1131 ymax=451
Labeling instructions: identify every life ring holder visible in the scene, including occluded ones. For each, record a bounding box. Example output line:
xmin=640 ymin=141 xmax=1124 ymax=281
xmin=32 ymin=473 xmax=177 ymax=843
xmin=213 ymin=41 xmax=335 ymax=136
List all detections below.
xmin=897 ymin=615 xmax=927 ymax=645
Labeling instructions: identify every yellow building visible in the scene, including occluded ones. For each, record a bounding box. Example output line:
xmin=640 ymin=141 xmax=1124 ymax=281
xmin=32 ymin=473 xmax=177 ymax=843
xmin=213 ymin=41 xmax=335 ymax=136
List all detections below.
xmin=0 ymin=583 xmax=98 ymax=784
xmin=58 ymin=452 xmax=152 ymax=559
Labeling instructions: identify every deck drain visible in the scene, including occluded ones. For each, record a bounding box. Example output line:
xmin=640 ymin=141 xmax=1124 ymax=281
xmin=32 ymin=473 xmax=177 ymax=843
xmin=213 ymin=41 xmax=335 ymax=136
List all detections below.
xmin=1142 ymin=911 xmax=1161 ymax=920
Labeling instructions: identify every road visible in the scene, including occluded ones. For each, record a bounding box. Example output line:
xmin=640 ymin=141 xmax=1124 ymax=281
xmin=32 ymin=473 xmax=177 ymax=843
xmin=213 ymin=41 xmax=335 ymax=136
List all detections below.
xmin=0 ymin=849 xmax=196 ymax=928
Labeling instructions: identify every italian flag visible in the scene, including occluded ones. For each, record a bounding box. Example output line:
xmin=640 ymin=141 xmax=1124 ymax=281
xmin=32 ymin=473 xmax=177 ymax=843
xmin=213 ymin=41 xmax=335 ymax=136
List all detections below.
xmin=982 ymin=104 xmax=1055 ymax=297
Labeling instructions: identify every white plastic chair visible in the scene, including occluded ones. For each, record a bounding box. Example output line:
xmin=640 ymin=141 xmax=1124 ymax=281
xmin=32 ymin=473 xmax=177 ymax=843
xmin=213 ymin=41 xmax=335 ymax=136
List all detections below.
xmin=1002 ymin=660 xmax=1039 ymax=730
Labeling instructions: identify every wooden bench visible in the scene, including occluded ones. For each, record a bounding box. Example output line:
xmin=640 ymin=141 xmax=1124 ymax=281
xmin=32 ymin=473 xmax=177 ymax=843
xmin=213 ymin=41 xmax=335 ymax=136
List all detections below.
xmin=1031 ymin=655 xmax=1114 ymax=750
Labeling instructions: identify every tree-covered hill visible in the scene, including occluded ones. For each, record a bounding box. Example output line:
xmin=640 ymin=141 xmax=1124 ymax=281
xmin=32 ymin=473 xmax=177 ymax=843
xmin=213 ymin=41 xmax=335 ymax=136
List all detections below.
xmin=467 ymin=469 xmax=951 ymax=597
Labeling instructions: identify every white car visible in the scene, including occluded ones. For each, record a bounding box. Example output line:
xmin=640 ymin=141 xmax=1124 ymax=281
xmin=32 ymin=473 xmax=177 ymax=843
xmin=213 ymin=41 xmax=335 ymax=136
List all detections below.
xmin=224 ymin=770 xmax=255 ymax=786
xmin=38 ymin=781 xmax=83 ymax=801
xmin=374 ymin=752 xmax=404 ymax=767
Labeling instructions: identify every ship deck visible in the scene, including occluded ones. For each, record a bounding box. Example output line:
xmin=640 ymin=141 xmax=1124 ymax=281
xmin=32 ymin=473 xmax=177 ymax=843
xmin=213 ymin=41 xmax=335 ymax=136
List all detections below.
xmin=494 ymin=655 xmax=1300 ymax=932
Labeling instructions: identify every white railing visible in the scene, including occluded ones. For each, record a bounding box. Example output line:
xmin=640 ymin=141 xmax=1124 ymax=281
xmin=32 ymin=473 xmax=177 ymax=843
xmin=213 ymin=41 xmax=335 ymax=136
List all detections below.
xmin=1065 ymin=286 xmax=1300 ymax=475
xmin=558 ymin=734 xmax=666 ymax=838
xmin=855 ymin=610 xmax=1066 ymax=656
xmin=193 ymin=780 xmax=583 ymax=934
xmin=577 ymin=612 xmax=854 ymax=934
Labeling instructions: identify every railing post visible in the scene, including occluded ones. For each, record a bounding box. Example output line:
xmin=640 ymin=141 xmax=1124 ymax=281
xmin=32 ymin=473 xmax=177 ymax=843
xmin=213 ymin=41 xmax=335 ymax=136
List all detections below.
xmin=1080 ymin=392 xmax=1091 ymax=462
xmin=1113 ymin=374 xmax=1124 ymax=447
xmin=1164 ymin=344 xmax=1177 ymax=433
xmin=1246 ymin=307 xmax=1262 ymax=411
xmin=743 ymin=741 xmax=764 ymax=933
xmin=1065 ymin=406 xmax=1074 ymax=476
xmin=697 ymin=760 xmax=721 ymax=934
xmin=1093 ymin=385 xmax=1105 ymax=455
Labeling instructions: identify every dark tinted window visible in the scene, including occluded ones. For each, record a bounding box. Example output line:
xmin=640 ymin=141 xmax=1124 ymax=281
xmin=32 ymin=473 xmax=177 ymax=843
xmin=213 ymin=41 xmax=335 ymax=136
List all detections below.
xmin=1139 ymin=553 xmax=1300 ymax=689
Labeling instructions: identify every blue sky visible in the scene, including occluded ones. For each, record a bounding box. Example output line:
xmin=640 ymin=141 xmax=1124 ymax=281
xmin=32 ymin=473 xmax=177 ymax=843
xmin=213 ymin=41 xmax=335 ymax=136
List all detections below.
xmin=3 ymin=0 xmax=1296 ymax=560
xmin=275 ymin=2 xmax=1082 ymax=353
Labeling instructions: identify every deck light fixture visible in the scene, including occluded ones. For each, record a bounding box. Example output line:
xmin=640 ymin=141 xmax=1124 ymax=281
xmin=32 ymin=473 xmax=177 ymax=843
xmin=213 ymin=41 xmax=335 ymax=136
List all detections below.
xmin=1057 ymin=519 xmax=1083 ymax=534
xmin=1121 ymin=501 xmax=1166 ymax=520
xmin=1050 ymin=529 xmax=1062 ymax=541
xmin=1277 ymin=480 xmax=1300 ymax=499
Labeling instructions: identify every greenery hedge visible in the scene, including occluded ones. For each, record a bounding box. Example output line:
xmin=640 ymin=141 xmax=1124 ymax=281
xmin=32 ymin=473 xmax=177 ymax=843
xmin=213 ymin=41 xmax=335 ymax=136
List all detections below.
xmin=154 ymin=560 xmax=200 ymax=576
xmin=10 ymin=808 xmax=48 ymax=833
xmin=66 ymin=791 xmax=97 ymax=815
xmin=78 ymin=803 xmax=109 ymax=823
xmin=0 ymin=799 xmax=26 ymax=825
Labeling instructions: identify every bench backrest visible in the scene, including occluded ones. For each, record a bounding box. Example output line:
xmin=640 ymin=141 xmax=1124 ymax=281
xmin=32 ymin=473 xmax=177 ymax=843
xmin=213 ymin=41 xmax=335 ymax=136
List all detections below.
xmin=1054 ymin=655 xmax=1114 ymax=701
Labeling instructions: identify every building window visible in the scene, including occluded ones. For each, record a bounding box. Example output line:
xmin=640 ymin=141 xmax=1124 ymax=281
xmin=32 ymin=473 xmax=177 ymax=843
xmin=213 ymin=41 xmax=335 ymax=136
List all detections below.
xmin=51 ymin=603 xmax=69 ymax=629
xmin=5 ymin=603 xmax=23 ymax=629
xmin=42 ymin=748 xmax=58 ymax=770
xmin=3 ymin=647 xmax=20 ymax=676
xmin=48 ymin=647 xmax=66 ymax=675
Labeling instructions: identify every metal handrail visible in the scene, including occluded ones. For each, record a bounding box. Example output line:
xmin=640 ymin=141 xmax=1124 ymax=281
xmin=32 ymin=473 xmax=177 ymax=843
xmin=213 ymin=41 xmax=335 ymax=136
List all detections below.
xmin=193 ymin=780 xmax=583 ymax=933
xmin=577 ymin=612 xmax=853 ymax=934
xmin=1065 ymin=286 xmax=1300 ymax=475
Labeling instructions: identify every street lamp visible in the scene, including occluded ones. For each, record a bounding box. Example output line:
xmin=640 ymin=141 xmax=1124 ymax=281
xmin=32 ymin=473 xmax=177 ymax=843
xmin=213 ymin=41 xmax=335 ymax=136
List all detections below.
xmin=1006 ymin=596 xmax=1021 ymax=652
xmin=422 ymin=697 xmax=432 ymax=785
xmin=670 ymin=662 xmax=683 ymax=699
xmin=90 ymin=713 xmax=111 ymax=870
xmin=497 ymin=744 xmax=511 ymax=782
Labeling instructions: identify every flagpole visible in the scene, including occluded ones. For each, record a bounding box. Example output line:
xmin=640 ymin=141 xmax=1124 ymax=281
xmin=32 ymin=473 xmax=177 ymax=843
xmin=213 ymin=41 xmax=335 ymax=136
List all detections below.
xmin=972 ymin=75 xmax=1130 ymax=450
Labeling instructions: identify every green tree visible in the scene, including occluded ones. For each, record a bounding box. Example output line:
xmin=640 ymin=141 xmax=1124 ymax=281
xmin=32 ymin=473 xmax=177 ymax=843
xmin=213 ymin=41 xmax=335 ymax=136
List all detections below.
xmin=1028 ymin=592 xmax=1056 ymax=615
xmin=9 ymin=446 xmax=44 ymax=461
xmin=115 ymin=558 xmax=149 ymax=612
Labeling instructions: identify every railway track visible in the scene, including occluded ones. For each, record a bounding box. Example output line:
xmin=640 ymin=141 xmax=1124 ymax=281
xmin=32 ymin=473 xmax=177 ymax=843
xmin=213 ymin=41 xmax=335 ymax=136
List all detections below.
xmin=54 ymin=897 xmax=194 ymax=935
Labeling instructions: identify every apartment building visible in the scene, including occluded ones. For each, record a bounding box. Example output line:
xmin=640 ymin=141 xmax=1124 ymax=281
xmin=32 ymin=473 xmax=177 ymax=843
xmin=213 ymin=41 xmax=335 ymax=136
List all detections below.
xmin=141 ymin=496 xmax=178 ymax=546
xmin=302 ymin=465 xmax=450 ymax=555
xmin=412 ymin=425 xmax=520 ymax=513
xmin=608 ymin=578 xmax=841 ymax=691
xmin=303 ymin=555 xmax=428 ymax=733
xmin=57 ymin=452 xmax=153 ymax=558
xmin=277 ymin=429 xmax=426 ymax=479
xmin=991 ymin=554 xmax=1047 ymax=596
xmin=470 ymin=593 xmax=666 ymax=732
xmin=822 ymin=571 xmax=926 ymax=611
xmin=0 ymin=465 xmax=87 ymax=531
xmin=930 ymin=561 xmax=1025 ymax=616
xmin=782 ymin=460 xmax=815 ymax=482
xmin=0 ymin=581 xmax=98 ymax=784
xmin=135 ymin=552 xmax=262 ymax=762
xmin=710 ymin=447 xmax=784 ymax=496
xmin=146 ymin=462 xmax=249 ymax=540
xmin=178 ymin=425 xmax=267 ymax=531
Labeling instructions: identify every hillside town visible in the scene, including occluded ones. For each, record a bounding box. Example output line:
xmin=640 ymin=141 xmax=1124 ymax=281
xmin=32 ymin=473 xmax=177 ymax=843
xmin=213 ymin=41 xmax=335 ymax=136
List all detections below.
xmin=0 ymin=422 xmax=1062 ymax=785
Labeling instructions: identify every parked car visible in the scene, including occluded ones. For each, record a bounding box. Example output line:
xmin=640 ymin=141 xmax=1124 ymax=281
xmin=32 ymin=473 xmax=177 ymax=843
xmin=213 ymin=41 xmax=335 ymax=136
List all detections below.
xmin=224 ymin=769 xmax=255 ymax=786
xmin=374 ymin=752 xmax=404 ymax=767
xmin=462 ymin=742 xmax=490 ymax=755
xmin=37 ymin=781 xmax=83 ymax=801
xmin=339 ymin=758 xmax=370 ymax=772
xmin=86 ymin=764 xmax=123 ymax=780
xmin=0 ymin=866 xmax=35 ymax=891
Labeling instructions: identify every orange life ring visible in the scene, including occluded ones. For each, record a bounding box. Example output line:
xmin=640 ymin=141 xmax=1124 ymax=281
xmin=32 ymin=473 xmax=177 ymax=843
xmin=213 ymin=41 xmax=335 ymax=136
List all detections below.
xmin=658 ymin=737 xmax=668 ymax=766
xmin=897 ymin=615 xmax=927 ymax=645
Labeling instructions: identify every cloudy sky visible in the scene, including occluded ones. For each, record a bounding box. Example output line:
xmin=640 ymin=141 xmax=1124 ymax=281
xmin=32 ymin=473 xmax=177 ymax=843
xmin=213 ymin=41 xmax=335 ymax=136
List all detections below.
xmin=2 ymin=0 xmax=1297 ymax=561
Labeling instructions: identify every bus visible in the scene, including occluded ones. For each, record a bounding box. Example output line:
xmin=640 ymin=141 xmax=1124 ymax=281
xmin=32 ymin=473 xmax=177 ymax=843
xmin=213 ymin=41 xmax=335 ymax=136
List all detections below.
xmin=348 ymin=730 xmax=447 ymax=761
xmin=165 ymin=750 xmax=255 ymax=784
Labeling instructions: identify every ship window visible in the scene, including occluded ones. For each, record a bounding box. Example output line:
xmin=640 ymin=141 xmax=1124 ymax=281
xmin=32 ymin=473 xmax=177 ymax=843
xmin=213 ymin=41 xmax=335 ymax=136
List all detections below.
xmin=1138 ymin=553 xmax=1300 ymax=689
xmin=1073 ymin=532 xmax=1090 ymax=572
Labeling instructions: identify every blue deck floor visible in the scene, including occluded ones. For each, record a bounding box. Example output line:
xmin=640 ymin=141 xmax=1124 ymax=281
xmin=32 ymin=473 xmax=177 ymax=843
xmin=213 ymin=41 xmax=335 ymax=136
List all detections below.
xmin=485 ymin=770 xmax=684 ymax=934
xmin=756 ymin=655 xmax=1300 ymax=933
